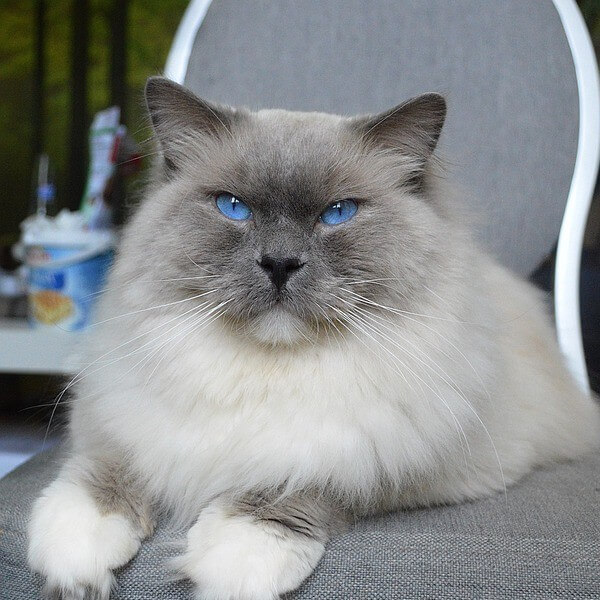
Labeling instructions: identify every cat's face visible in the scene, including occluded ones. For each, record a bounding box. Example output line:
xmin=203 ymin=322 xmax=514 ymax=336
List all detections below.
xmin=140 ymin=78 xmax=447 ymax=345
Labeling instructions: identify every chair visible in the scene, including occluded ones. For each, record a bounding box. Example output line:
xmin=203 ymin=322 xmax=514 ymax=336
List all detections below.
xmin=1 ymin=1 xmax=599 ymax=598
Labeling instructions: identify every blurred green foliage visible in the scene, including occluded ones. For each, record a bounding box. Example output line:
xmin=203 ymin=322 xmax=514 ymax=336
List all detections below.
xmin=0 ymin=0 xmax=188 ymax=244
xmin=2 ymin=1 xmax=600 ymax=247
xmin=0 ymin=5 xmax=35 ymax=243
xmin=579 ymin=0 xmax=600 ymax=50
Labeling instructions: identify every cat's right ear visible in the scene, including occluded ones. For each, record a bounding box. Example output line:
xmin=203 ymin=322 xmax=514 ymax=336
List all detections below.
xmin=145 ymin=77 xmax=238 ymax=174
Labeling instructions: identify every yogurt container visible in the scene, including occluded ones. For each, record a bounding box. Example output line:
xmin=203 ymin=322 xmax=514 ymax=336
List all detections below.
xmin=20 ymin=212 xmax=114 ymax=331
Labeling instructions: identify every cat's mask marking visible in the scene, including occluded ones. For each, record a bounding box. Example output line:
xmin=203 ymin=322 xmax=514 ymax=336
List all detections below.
xmin=143 ymin=77 xmax=447 ymax=345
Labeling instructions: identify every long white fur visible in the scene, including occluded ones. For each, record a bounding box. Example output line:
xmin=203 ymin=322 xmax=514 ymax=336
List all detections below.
xmin=29 ymin=251 xmax=600 ymax=599
xmin=28 ymin=103 xmax=600 ymax=599
xmin=69 ymin=256 xmax=597 ymax=513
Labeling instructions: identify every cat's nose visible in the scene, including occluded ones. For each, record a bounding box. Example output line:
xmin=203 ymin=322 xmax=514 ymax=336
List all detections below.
xmin=259 ymin=255 xmax=304 ymax=290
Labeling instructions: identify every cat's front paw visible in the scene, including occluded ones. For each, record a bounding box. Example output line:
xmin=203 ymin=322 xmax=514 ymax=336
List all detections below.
xmin=28 ymin=476 xmax=143 ymax=600
xmin=173 ymin=500 xmax=325 ymax=600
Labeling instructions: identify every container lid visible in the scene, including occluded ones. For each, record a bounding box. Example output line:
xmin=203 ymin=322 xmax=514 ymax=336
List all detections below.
xmin=20 ymin=210 xmax=115 ymax=249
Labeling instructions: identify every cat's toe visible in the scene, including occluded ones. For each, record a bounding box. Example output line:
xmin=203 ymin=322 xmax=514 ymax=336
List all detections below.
xmin=175 ymin=502 xmax=325 ymax=600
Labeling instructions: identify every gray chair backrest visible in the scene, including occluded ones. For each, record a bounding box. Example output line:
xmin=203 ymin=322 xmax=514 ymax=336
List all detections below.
xmin=176 ymin=0 xmax=580 ymax=277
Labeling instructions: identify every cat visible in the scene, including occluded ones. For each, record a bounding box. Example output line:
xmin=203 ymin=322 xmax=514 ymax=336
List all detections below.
xmin=27 ymin=76 xmax=600 ymax=600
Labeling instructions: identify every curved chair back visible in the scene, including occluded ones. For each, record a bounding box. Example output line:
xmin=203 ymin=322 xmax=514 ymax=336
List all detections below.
xmin=165 ymin=0 xmax=600 ymax=390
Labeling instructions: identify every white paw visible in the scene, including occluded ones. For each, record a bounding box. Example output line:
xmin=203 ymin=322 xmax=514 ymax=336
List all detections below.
xmin=173 ymin=500 xmax=325 ymax=600
xmin=28 ymin=476 xmax=143 ymax=600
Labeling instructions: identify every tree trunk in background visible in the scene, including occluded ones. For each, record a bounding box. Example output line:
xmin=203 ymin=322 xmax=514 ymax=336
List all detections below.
xmin=109 ymin=0 xmax=128 ymax=225
xmin=68 ymin=0 xmax=89 ymax=211
xmin=32 ymin=0 xmax=45 ymax=161
xmin=110 ymin=0 xmax=127 ymax=123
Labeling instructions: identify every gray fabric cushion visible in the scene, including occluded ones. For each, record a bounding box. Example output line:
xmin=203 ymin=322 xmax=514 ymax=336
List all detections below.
xmin=1 ymin=447 xmax=599 ymax=599
xmin=183 ymin=0 xmax=579 ymax=277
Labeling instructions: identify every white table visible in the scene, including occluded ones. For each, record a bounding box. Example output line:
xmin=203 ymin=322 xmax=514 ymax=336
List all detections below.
xmin=0 ymin=320 xmax=83 ymax=374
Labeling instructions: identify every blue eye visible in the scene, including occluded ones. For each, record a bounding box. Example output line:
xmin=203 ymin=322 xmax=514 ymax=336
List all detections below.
xmin=320 ymin=199 xmax=358 ymax=225
xmin=216 ymin=193 xmax=252 ymax=221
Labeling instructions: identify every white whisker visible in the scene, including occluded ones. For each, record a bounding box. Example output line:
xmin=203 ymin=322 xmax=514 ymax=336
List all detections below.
xmin=43 ymin=299 xmax=220 ymax=443
xmin=140 ymin=300 xmax=232 ymax=391
xmin=83 ymin=275 xmax=219 ymax=300
xmin=327 ymin=300 xmax=473 ymax=470
xmin=89 ymin=289 xmax=218 ymax=327
xmin=334 ymin=293 xmax=504 ymax=494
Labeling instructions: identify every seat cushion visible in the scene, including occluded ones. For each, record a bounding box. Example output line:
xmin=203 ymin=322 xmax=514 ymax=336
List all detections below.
xmin=1 ymin=447 xmax=599 ymax=599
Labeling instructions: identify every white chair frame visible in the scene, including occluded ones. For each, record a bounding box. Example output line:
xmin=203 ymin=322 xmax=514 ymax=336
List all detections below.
xmin=164 ymin=0 xmax=600 ymax=392
xmin=553 ymin=0 xmax=600 ymax=392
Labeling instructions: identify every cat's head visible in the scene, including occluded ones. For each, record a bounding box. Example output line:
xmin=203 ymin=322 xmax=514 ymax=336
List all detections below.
xmin=139 ymin=77 xmax=447 ymax=345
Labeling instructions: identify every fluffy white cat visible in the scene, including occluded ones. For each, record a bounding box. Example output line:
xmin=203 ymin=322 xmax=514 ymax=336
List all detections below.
xmin=28 ymin=78 xmax=600 ymax=600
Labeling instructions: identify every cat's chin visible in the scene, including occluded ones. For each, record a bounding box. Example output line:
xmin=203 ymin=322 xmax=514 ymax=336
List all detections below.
xmin=249 ymin=307 xmax=310 ymax=346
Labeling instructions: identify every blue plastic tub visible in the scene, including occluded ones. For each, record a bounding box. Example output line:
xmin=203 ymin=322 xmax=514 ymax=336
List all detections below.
xmin=25 ymin=232 xmax=113 ymax=331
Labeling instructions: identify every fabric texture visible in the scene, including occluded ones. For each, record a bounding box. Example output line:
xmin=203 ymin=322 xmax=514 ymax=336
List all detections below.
xmin=1 ymin=447 xmax=599 ymax=599
xmin=183 ymin=0 xmax=579 ymax=277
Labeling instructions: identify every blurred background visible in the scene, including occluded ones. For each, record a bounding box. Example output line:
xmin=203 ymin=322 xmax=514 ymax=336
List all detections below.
xmin=1 ymin=0 xmax=600 ymax=476
xmin=0 ymin=0 xmax=189 ymax=475
xmin=0 ymin=0 xmax=188 ymax=240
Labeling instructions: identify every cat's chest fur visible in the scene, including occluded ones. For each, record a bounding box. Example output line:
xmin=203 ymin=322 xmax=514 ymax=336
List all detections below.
xmin=78 ymin=315 xmax=481 ymax=517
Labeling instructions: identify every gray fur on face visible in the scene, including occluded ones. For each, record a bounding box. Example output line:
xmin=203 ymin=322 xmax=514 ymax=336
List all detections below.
xmin=139 ymin=77 xmax=447 ymax=345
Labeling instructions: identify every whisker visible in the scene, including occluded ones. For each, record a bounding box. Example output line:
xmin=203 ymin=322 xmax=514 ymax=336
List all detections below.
xmin=327 ymin=300 xmax=473 ymax=469
xmin=140 ymin=300 xmax=232 ymax=391
xmin=184 ymin=248 xmax=211 ymax=273
xmin=89 ymin=289 xmax=218 ymax=327
xmin=48 ymin=302 xmax=221 ymax=425
xmin=83 ymin=275 xmax=219 ymax=300
xmin=339 ymin=287 xmax=492 ymax=403
xmin=43 ymin=299 xmax=220 ymax=443
xmin=340 ymin=287 xmax=475 ymax=324
xmin=335 ymin=294 xmax=504 ymax=493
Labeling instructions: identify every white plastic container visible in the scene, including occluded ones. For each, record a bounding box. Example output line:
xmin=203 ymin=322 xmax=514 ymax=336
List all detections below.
xmin=20 ymin=213 xmax=114 ymax=331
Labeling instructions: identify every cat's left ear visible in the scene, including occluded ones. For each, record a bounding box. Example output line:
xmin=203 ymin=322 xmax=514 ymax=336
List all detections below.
xmin=352 ymin=93 xmax=446 ymax=175
xmin=145 ymin=76 xmax=239 ymax=174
